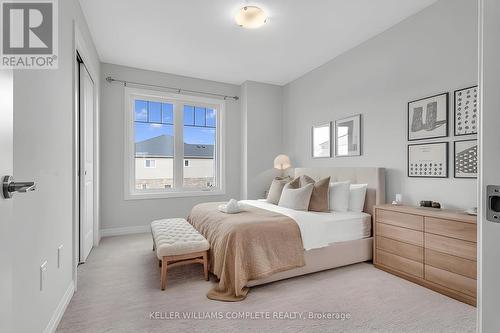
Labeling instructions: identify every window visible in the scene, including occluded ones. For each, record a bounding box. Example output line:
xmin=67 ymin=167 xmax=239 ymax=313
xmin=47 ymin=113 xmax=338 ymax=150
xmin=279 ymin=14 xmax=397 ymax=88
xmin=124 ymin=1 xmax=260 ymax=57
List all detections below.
xmin=144 ymin=159 xmax=156 ymax=168
xmin=183 ymin=105 xmax=217 ymax=189
xmin=125 ymin=88 xmax=224 ymax=199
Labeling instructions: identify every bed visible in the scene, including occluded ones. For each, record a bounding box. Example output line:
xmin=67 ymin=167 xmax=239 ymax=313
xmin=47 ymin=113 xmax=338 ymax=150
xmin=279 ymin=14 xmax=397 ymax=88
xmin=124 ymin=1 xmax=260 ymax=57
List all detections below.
xmin=248 ymin=167 xmax=385 ymax=287
xmin=188 ymin=167 xmax=385 ymax=300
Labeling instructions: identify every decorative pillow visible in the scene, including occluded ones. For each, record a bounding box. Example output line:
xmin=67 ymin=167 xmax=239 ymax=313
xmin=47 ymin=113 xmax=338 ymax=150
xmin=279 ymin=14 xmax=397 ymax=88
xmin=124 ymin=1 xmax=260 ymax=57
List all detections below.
xmin=278 ymin=183 xmax=314 ymax=211
xmin=300 ymin=175 xmax=331 ymax=212
xmin=288 ymin=176 xmax=300 ymax=189
xmin=298 ymin=175 xmax=314 ymax=187
xmin=266 ymin=178 xmax=288 ymax=205
xmin=349 ymin=184 xmax=368 ymax=212
xmin=329 ymin=181 xmax=351 ymax=212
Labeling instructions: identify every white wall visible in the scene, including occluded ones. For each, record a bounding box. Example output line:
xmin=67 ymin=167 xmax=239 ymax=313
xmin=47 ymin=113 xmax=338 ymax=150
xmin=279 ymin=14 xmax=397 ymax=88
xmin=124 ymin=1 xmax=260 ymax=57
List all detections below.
xmin=282 ymin=0 xmax=478 ymax=209
xmin=12 ymin=1 xmax=100 ymax=332
xmin=100 ymin=63 xmax=241 ymax=231
xmin=240 ymin=81 xmax=283 ymax=199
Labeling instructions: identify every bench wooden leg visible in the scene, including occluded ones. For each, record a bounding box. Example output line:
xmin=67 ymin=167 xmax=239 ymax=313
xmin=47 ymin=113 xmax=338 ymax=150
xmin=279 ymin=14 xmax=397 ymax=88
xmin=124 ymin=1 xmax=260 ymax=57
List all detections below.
xmin=203 ymin=251 xmax=209 ymax=281
xmin=161 ymin=257 xmax=168 ymax=290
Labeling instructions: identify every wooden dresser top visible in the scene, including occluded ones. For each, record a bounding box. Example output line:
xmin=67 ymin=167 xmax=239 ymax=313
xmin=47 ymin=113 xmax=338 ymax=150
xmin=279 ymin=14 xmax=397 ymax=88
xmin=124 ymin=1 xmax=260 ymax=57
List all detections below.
xmin=374 ymin=204 xmax=477 ymax=224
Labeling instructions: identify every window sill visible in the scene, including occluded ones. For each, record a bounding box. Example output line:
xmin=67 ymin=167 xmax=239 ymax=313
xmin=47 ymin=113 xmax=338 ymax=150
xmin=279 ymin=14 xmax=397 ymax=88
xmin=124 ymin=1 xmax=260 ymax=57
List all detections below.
xmin=124 ymin=189 xmax=226 ymax=201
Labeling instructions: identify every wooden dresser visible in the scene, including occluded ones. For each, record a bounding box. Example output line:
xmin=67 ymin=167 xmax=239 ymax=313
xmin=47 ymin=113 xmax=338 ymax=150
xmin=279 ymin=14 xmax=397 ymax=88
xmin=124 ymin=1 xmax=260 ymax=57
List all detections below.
xmin=373 ymin=204 xmax=477 ymax=306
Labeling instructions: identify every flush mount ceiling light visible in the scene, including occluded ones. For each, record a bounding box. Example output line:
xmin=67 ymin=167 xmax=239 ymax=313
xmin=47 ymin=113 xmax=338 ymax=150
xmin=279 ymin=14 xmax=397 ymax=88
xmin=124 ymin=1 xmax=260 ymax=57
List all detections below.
xmin=235 ymin=6 xmax=267 ymax=29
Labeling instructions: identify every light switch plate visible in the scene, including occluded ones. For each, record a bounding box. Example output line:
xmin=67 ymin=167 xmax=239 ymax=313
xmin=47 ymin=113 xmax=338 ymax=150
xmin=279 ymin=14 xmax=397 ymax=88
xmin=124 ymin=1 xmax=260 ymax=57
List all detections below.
xmin=57 ymin=245 xmax=63 ymax=268
xmin=40 ymin=261 xmax=47 ymax=291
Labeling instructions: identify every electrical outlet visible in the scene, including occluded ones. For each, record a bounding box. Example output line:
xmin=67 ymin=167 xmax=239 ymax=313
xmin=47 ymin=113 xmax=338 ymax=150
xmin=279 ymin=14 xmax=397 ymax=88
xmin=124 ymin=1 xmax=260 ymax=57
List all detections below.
xmin=57 ymin=245 xmax=63 ymax=268
xmin=40 ymin=261 xmax=47 ymax=291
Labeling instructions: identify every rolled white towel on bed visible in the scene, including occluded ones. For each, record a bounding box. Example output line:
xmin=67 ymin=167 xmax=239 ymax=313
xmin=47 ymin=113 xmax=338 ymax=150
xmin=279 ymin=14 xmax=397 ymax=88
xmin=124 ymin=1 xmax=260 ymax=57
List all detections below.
xmin=218 ymin=199 xmax=241 ymax=214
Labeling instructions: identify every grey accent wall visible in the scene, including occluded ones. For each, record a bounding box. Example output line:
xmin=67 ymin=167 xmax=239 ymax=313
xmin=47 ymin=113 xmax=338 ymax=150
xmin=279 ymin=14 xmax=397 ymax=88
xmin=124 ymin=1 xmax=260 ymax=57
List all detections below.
xmin=12 ymin=1 xmax=100 ymax=332
xmin=282 ymin=0 xmax=478 ymax=209
xmin=100 ymin=63 xmax=241 ymax=230
xmin=240 ymin=81 xmax=284 ymax=199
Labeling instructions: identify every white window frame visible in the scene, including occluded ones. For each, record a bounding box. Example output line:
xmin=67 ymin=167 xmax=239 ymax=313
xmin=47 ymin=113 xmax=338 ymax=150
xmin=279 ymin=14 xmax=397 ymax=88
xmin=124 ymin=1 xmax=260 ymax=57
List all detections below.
xmin=144 ymin=159 xmax=156 ymax=168
xmin=124 ymin=87 xmax=225 ymax=200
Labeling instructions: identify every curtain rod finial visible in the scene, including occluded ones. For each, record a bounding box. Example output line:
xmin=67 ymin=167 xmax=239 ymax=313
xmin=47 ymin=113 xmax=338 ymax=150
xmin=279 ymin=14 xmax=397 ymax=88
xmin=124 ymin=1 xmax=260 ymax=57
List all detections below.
xmin=105 ymin=76 xmax=113 ymax=83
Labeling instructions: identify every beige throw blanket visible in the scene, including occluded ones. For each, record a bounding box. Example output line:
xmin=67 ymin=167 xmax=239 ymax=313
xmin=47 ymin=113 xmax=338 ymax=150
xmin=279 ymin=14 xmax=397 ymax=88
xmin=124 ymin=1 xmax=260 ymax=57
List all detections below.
xmin=187 ymin=202 xmax=305 ymax=301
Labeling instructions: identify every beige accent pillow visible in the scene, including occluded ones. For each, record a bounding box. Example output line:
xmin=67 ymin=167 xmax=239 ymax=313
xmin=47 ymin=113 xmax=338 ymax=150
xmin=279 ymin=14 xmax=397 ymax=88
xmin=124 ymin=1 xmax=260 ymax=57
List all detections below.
xmin=266 ymin=178 xmax=288 ymax=205
xmin=278 ymin=183 xmax=314 ymax=211
xmin=288 ymin=177 xmax=300 ymax=189
xmin=300 ymin=175 xmax=331 ymax=212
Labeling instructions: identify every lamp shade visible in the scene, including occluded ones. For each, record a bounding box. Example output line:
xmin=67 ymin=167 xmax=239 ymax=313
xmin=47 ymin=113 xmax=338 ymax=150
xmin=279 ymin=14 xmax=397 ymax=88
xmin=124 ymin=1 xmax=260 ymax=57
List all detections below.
xmin=274 ymin=154 xmax=291 ymax=170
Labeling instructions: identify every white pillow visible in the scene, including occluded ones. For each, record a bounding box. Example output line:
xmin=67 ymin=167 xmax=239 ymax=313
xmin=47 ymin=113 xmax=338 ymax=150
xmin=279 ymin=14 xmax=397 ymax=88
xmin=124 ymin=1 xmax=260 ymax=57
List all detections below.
xmin=349 ymin=184 xmax=368 ymax=212
xmin=329 ymin=181 xmax=351 ymax=212
xmin=278 ymin=183 xmax=314 ymax=211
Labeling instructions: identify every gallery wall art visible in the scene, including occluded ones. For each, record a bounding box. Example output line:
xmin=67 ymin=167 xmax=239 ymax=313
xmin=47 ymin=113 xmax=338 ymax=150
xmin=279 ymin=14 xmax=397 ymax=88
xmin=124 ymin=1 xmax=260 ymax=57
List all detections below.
xmin=454 ymin=139 xmax=477 ymax=178
xmin=454 ymin=86 xmax=478 ymax=136
xmin=312 ymin=123 xmax=331 ymax=158
xmin=334 ymin=114 xmax=361 ymax=157
xmin=408 ymin=142 xmax=448 ymax=178
xmin=408 ymin=93 xmax=448 ymax=141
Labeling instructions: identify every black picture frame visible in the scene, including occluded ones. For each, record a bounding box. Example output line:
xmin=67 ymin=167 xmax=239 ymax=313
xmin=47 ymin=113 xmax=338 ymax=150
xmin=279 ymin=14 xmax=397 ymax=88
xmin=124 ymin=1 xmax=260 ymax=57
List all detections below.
xmin=408 ymin=142 xmax=449 ymax=178
xmin=454 ymin=85 xmax=478 ymax=136
xmin=407 ymin=92 xmax=449 ymax=141
xmin=454 ymin=139 xmax=478 ymax=179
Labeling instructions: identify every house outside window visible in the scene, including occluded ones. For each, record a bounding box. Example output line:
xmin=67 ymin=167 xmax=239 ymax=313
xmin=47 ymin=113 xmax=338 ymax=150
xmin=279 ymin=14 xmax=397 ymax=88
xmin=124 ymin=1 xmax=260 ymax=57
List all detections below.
xmin=124 ymin=88 xmax=225 ymax=199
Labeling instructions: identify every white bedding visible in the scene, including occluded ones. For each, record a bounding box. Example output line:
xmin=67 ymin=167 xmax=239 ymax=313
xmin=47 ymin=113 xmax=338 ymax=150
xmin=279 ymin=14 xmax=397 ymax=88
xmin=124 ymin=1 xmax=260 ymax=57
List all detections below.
xmin=240 ymin=200 xmax=371 ymax=251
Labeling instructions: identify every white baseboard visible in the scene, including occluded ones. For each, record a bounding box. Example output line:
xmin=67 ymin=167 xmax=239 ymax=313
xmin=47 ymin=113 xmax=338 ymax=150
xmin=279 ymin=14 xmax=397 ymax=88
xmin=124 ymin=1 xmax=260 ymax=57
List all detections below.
xmin=100 ymin=225 xmax=150 ymax=237
xmin=44 ymin=280 xmax=74 ymax=333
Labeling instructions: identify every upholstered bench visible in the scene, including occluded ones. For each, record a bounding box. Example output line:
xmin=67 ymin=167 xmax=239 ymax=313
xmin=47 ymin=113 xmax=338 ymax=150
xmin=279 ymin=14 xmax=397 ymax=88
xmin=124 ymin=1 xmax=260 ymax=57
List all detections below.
xmin=151 ymin=218 xmax=210 ymax=290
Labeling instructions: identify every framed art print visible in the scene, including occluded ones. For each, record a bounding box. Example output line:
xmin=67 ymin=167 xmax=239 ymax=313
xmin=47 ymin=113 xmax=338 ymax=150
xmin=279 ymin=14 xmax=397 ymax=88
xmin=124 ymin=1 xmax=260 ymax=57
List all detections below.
xmin=408 ymin=142 xmax=448 ymax=178
xmin=454 ymin=86 xmax=478 ymax=136
xmin=408 ymin=92 xmax=448 ymax=141
xmin=334 ymin=114 xmax=361 ymax=157
xmin=454 ymin=139 xmax=478 ymax=178
xmin=312 ymin=123 xmax=331 ymax=158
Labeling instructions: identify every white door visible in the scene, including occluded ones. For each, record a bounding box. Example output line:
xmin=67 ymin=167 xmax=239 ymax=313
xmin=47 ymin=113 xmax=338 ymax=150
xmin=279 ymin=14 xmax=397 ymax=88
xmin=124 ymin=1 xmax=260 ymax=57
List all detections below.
xmin=0 ymin=70 xmax=13 ymax=333
xmin=478 ymin=0 xmax=500 ymax=331
xmin=79 ymin=63 xmax=95 ymax=262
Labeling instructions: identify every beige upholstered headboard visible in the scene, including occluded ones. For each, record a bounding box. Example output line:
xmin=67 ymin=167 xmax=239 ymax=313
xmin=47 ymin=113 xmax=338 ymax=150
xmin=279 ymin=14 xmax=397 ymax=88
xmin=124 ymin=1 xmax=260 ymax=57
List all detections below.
xmin=294 ymin=167 xmax=386 ymax=215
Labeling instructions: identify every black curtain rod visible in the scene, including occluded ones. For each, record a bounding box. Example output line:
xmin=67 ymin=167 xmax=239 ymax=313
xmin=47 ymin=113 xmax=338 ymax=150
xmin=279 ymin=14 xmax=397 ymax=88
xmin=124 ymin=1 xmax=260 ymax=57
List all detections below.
xmin=105 ymin=76 xmax=239 ymax=101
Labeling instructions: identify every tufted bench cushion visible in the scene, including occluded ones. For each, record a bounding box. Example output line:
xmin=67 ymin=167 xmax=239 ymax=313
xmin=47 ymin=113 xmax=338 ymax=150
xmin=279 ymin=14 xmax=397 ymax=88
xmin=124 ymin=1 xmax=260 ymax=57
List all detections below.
xmin=151 ymin=218 xmax=210 ymax=258
xmin=151 ymin=218 xmax=210 ymax=290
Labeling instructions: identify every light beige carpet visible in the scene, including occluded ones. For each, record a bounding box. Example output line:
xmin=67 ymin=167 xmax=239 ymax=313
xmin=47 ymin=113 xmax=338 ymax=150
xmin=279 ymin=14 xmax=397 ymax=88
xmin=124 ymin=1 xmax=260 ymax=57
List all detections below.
xmin=57 ymin=233 xmax=476 ymax=333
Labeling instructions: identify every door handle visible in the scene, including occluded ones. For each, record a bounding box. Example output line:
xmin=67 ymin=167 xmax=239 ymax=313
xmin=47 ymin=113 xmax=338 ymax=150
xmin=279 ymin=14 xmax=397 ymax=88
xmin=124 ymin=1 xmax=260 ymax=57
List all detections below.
xmin=2 ymin=175 xmax=36 ymax=199
xmin=487 ymin=185 xmax=500 ymax=223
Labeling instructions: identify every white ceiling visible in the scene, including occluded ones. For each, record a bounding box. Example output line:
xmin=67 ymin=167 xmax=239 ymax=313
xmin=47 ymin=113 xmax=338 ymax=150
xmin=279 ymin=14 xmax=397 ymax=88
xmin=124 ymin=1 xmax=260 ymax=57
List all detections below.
xmin=79 ymin=0 xmax=437 ymax=85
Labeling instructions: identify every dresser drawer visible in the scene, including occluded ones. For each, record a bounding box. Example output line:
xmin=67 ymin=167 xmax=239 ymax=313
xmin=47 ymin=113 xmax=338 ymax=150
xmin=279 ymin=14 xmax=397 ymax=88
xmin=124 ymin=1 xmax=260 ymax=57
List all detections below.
xmin=376 ymin=249 xmax=423 ymax=278
xmin=425 ymin=265 xmax=476 ymax=297
xmin=376 ymin=209 xmax=423 ymax=231
xmin=425 ymin=249 xmax=477 ymax=279
xmin=376 ymin=223 xmax=423 ymax=246
xmin=377 ymin=236 xmax=423 ymax=263
xmin=425 ymin=217 xmax=477 ymax=242
xmin=425 ymin=233 xmax=476 ymax=261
